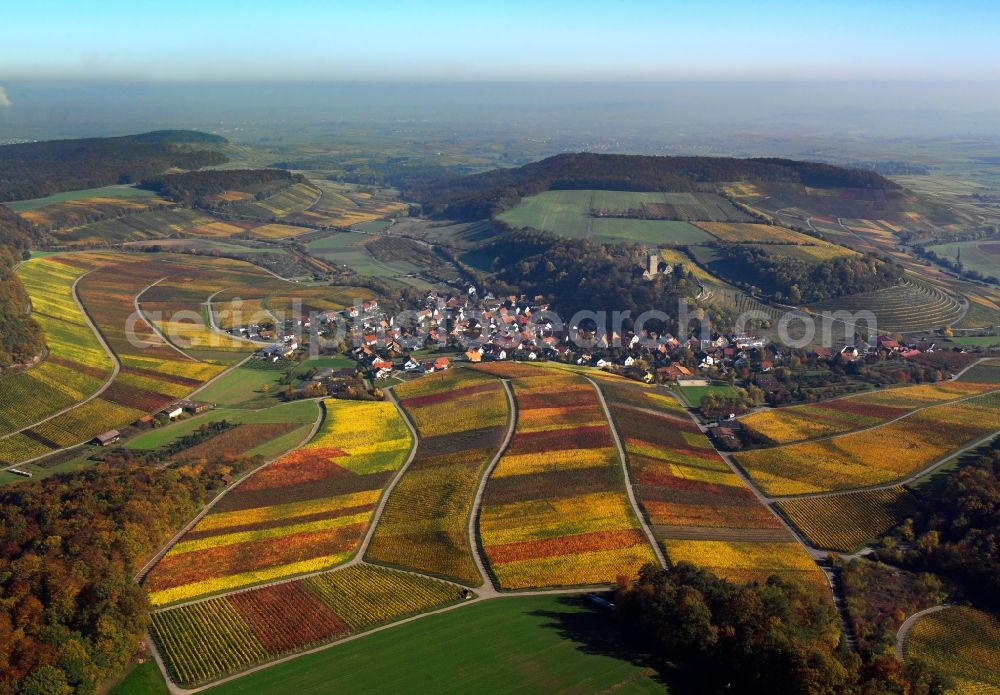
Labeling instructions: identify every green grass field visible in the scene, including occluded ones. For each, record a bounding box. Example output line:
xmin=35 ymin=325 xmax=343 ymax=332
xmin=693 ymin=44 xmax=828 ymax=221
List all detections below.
xmin=6 ymin=185 xmax=159 ymax=211
xmin=293 ymin=354 xmax=357 ymax=374
xmin=945 ymin=335 xmax=1000 ymax=348
xmin=202 ymin=594 xmax=666 ymax=695
xmin=498 ymin=190 xmax=718 ymax=244
xmin=125 ymin=400 xmax=319 ymax=461
xmin=352 ymin=219 xmax=393 ymax=234
xmin=676 ymin=383 xmax=738 ymax=407
xmin=109 ymin=662 xmax=170 ymax=695
xmin=306 ymin=231 xmax=424 ymax=277
xmin=194 ymin=366 xmax=287 ymax=407
xmin=925 ymin=239 xmax=1000 ymax=278
xmin=0 ymin=446 xmax=108 ymax=485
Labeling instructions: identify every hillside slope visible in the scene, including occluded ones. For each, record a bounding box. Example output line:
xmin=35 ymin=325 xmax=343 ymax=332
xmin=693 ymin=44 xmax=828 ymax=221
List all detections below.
xmin=0 ymin=130 xmax=228 ymax=201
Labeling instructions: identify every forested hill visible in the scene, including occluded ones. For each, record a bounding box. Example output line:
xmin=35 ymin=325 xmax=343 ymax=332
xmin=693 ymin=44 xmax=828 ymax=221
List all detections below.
xmin=0 ymin=130 xmax=228 ymax=201
xmin=406 ymin=152 xmax=897 ymax=220
xmin=0 ymin=206 xmax=43 ymax=369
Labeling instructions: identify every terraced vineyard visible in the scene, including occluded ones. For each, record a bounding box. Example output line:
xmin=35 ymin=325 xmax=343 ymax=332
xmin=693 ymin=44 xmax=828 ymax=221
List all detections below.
xmin=366 ymin=370 xmax=510 ymax=585
xmin=904 ymin=606 xmax=1000 ymax=694
xmin=290 ymin=181 xmax=406 ymax=228
xmin=598 ymin=378 xmax=827 ymax=591
xmin=150 ymin=564 xmax=464 ymax=686
xmin=228 ymin=182 xmax=320 ymax=220
xmin=709 ymin=286 xmax=785 ymax=323
xmin=806 ymin=279 xmax=964 ymax=333
xmin=135 ymin=257 xmax=264 ymax=359
xmin=776 ymin=487 xmax=917 ymax=552
xmin=0 ymin=257 xmax=114 ymax=438
xmin=54 ymin=208 xmax=215 ymax=245
xmin=144 ymin=398 xmax=412 ymax=606
xmin=13 ymin=189 xmax=170 ymax=230
xmin=1 ymin=253 xmax=242 ymax=466
xmin=740 ymin=381 xmax=996 ymax=445
xmin=735 ymin=390 xmax=1000 ymax=495
xmin=476 ymin=368 xmax=658 ymax=589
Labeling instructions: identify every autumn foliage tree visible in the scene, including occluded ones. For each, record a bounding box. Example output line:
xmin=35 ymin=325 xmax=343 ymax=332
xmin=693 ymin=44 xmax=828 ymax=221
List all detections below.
xmin=0 ymin=453 xmax=261 ymax=694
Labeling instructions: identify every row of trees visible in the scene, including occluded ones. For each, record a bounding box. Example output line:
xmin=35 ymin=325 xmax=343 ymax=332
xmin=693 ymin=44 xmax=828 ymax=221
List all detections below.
xmin=0 ymin=206 xmax=44 ymax=369
xmin=698 ymin=386 xmax=765 ymax=419
xmin=715 ymin=244 xmax=904 ymax=303
xmin=614 ymin=563 xmax=946 ymax=694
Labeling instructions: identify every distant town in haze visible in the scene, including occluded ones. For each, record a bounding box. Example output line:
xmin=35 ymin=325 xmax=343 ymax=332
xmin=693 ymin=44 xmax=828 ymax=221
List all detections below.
xmin=1 ymin=2 xmax=999 ymax=694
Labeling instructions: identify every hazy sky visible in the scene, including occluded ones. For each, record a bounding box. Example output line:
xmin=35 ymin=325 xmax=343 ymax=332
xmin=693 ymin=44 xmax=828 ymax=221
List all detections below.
xmin=3 ymin=0 xmax=999 ymax=81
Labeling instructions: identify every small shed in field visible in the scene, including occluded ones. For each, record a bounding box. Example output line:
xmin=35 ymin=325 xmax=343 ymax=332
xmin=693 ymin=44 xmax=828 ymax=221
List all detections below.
xmin=94 ymin=430 xmax=121 ymax=446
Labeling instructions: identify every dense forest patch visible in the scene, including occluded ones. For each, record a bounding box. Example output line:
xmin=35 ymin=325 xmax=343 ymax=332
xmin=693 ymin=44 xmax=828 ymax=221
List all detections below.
xmin=0 ymin=131 xmax=227 ymax=202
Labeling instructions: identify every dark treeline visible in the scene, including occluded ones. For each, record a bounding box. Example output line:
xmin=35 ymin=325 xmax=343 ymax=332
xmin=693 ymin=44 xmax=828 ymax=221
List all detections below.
xmin=715 ymin=245 xmax=903 ymax=303
xmin=475 ymin=227 xmax=702 ymax=325
xmin=0 ymin=131 xmax=228 ymax=202
xmin=405 ymin=153 xmax=896 ymax=220
xmin=0 ymin=207 xmax=43 ymax=369
xmin=0 ymin=454 xmax=263 ymax=695
xmin=139 ymin=169 xmax=303 ymax=207
xmin=913 ymin=244 xmax=1000 ymax=285
xmin=879 ymin=437 xmax=1000 ymax=613
xmin=615 ymin=563 xmax=946 ymax=694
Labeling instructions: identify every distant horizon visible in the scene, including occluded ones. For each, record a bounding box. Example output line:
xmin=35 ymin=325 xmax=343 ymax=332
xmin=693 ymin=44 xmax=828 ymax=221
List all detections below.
xmin=3 ymin=80 xmax=1000 ymax=145
xmin=3 ymin=1 xmax=999 ymax=82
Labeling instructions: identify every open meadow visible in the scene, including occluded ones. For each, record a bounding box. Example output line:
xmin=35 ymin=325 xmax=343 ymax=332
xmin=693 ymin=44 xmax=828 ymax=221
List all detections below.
xmin=498 ymin=190 xmax=720 ymax=243
xmin=198 ymin=594 xmax=665 ymax=695
xmin=923 ymin=238 xmax=1000 ymax=279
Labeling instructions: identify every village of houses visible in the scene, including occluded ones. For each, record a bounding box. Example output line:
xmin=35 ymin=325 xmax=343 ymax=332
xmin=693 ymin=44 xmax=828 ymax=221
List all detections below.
xmin=230 ymin=287 xmax=977 ymax=411
xmin=1 ymin=288 xmax=970 ymax=481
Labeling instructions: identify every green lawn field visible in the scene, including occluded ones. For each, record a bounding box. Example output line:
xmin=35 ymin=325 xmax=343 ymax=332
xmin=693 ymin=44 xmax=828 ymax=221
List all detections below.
xmin=194 ymin=365 xmax=288 ymax=406
xmin=6 ymin=185 xmax=159 ymax=211
xmin=676 ymin=383 xmax=738 ymax=406
xmin=125 ymin=400 xmax=319 ymax=461
xmin=0 ymin=447 xmax=104 ymax=485
xmin=202 ymin=594 xmax=667 ymax=695
xmin=498 ymin=190 xmax=724 ymax=244
xmin=109 ymin=662 xmax=170 ymax=695
xmin=293 ymin=354 xmax=357 ymax=374
xmin=305 ymin=231 xmax=425 ymax=278
xmin=945 ymin=335 xmax=1000 ymax=348
xmin=924 ymin=239 xmax=1000 ymax=279
xmin=351 ymin=219 xmax=393 ymax=234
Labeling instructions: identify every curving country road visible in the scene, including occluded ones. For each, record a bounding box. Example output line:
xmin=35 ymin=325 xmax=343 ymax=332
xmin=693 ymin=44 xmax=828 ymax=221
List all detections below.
xmin=465 ymin=378 xmax=517 ymax=596
xmin=1 ymin=269 xmax=121 ymax=470
xmin=133 ymin=277 xmax=199 ymax=361
xmin=132 ymin=399 xmax=327 ymax=583
xmin=141 ymin=373 xmax=655 ymax=693
xmin=894 ymin=604 xmax=950 ymax=661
